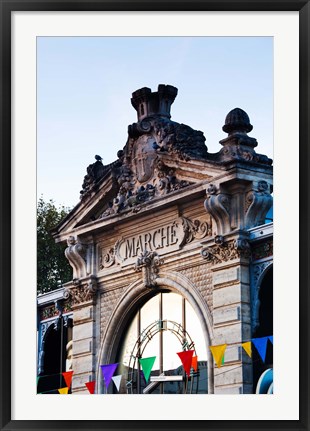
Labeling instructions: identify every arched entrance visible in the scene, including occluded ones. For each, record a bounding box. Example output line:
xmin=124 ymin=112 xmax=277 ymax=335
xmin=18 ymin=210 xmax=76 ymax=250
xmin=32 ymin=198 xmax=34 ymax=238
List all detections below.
xmin=97 ymin=272 xmax=214 ymax=394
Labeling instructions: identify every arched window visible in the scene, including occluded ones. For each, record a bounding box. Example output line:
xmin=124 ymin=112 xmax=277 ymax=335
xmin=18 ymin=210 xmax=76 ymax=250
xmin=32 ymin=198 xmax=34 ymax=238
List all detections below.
xmin=252 ymin=266 xmax=273 ymax=390
xmin=37 ymin=317 xmax=73 ymax=394
xmin=114 ymin=291 xmax=208 ymax=394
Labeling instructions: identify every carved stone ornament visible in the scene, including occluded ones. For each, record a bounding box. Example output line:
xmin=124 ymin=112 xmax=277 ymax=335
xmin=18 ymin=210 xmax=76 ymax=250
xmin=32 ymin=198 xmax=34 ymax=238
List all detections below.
xmin=201 ymin=238 xmax=251 ymax=264
xmin=245 ymin=181 xmax=273 ymax=229
xmin=99 ymin=247 xmax=115 ymax=269
xmin=205 ymin=186 xmax=231 ymax=236
xmin=134 ymin=250 xmax=163 ymax=288
xmin=180 ymin=217 xmax=212 ymax=245
xmin=65 ymin=236 xmax=88 ymax=279
xmin=63 ymin=276 xmax=98 ymax=305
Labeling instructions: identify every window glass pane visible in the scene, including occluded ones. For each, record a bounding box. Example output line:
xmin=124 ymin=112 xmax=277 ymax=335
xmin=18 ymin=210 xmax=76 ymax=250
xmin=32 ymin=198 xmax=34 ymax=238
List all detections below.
xmin=140 ymin=295 xmax=160 ymax=371
xmin=185 ymin=301 xmax=208 ymax=361
xmin=162 ymin=291 xmax=182 ymax=323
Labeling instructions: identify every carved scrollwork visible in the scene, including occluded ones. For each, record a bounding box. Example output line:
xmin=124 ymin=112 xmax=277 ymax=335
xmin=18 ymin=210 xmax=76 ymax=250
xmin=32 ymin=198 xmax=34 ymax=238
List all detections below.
xmin=201 ymin=239 xmax=251 ymax=264
xmin=99 ymin=247 xmax=115 ymax=269
xmin=63 ymin=276 xmax=98 ymax=306
xmin=204 ymin=187 xmax=231 ymax=236
xmin=180 ymin=217 xmax=212 ymax=245
xmin=134 ymin=250 xmax=163 ymax=288
xmin=245 ymin=181 xmax=273 ymax=229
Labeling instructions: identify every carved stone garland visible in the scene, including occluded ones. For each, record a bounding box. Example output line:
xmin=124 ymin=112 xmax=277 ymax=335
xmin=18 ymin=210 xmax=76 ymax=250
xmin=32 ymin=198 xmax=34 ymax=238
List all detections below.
xmin=201 ymin=238 xmax=251 ymax=264
xmin=63 ymin=276 xmax=98 ymax=306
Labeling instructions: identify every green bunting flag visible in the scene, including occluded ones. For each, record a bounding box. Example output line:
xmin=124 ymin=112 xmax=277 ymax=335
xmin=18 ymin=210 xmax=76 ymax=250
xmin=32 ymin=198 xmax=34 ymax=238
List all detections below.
xmin=139 ymin=356 xmax=156 ymax=382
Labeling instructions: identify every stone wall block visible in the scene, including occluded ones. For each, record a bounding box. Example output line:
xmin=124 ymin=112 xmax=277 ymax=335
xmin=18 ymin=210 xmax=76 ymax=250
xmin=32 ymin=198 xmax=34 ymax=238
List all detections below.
xmin=214 ymin=386 xmax=242 ymax=394
xmin=72 ymin=354 xmax=94 ymax=374
xmin=214 ymin=364 xmax=242 ymax=386
xmin=73 ymin=306 xmax=93 ymax=324
xmin=73 ymin=339 xmax=92 ymax=356
xmin=213 ymin=306 xmax=240 ymax=325
xmin=73 ymin=321 xmax=94 ymax=341
xmin=213 ymin=284 xmax=250 ymax=308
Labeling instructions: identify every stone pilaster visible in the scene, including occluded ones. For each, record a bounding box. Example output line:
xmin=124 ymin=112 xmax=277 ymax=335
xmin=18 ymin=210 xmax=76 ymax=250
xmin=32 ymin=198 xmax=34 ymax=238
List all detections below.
xmin=201 ymin=236 xmax=252 ymax=394
xmin=63 ymin=276 xmax=97 ymax=394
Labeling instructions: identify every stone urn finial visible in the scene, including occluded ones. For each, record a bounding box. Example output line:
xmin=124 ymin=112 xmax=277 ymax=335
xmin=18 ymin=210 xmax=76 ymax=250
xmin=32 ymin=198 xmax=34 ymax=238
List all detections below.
xmin=222 ymin=108 xmax=253 ymax=136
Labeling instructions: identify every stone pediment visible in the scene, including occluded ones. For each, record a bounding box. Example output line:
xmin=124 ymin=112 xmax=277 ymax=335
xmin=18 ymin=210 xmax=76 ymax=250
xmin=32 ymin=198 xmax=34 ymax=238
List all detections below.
xmin=53 ymin=84 xmax=273 ymax=237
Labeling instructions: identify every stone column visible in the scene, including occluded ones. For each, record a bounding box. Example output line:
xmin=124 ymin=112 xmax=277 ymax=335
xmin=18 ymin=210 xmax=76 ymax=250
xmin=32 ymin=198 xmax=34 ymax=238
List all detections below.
xmin=202 ymin=237 xmax=252 ymax=393
xmin=63 ymin=276 xmax=97 ymax=394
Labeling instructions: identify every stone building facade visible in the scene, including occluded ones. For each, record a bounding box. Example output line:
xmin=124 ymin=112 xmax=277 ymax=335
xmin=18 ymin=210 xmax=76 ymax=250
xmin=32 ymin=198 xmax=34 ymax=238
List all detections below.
xmin=37 ymin=85 xmax=273 ymax=395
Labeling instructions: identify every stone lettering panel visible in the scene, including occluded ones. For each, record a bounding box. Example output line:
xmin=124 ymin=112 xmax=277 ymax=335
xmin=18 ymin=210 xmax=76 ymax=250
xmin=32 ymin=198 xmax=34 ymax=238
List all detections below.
xmin=115 ymin=219 xmax=185 ymax=266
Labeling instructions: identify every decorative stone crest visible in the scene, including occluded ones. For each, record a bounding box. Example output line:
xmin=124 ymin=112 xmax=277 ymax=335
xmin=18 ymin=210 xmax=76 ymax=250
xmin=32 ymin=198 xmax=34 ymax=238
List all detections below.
xmin=134 ymin=250 xmax=163 ymax=288
xmin=201 ymin=238 xmax=251 ymax=264
xmin=63 ymin=276 xmax=98 ymax=306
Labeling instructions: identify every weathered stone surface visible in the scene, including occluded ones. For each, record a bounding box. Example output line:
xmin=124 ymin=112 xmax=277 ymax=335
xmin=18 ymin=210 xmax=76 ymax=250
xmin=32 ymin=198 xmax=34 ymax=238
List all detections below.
xmin=213 ymin=283 xmax=250 ymax=308
xmin=72 ymin=354 xmax=94 ymax=374
xmin=73 ymin=321 xmax=94 ymax=341
xmin=73 ymin=306 xmax=93 ymax=324
xmin=213 ymin=306 xmax=240 ymax=325
xmin=73 ymin=339 xmax=92 ymax=355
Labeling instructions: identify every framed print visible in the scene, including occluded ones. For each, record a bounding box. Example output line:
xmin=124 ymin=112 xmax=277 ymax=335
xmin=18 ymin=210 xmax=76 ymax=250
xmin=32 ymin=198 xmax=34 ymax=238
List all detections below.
xmin=1 ymin=1 xmax=309 ymax=430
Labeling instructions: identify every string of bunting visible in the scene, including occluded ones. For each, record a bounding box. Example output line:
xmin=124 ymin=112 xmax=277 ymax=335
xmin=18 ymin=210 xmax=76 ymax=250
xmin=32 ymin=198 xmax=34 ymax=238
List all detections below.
xmin=37 ymin=335 xmax=273 ymax=393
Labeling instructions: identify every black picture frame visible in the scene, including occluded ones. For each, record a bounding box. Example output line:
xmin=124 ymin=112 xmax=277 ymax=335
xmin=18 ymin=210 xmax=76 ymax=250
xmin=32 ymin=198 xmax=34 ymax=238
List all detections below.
xmin=1 ymin=1 xmax=309 ymax=430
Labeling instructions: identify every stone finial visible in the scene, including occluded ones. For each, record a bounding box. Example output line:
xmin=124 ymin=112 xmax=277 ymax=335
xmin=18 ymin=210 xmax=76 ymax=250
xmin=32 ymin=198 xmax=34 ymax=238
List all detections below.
xmin=131 ymin=84 xmax=178 ymax=121
xmin=222 ymin=108 xmax=253 ymax=136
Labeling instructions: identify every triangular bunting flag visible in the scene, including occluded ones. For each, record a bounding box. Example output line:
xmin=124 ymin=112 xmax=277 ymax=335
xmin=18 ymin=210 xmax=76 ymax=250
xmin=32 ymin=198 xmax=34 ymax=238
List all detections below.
xmin=177 ymin=350 xmax=194 ymax=377
xmin=62 ymin=371 xmax=74 ymax=389
xmin=242 ymin=341 xmax=252 ymax=358
xmin=252 ymin=337 xmax=269 ymax=362
xmin=100 ymin=363 xmax=118 ymax=389
xmin=112 ymin=375 xmax=122 ymax=392
xmin=268 ymin=336 xmax=273 ymax=344
xmin=58 ymin=387 xmax=68 ymax=394
xmin=139 ymin=356 xmax=156 ymax=382
xmin=36 ymin=376 xmax=40 ymax=386
xmin=191 ymin=355 xmax=198 ymax=372
xmin=85 ymin=381 xmax=96 ymax=394
xmin=209 ymin=344 xmax=227 ymax=368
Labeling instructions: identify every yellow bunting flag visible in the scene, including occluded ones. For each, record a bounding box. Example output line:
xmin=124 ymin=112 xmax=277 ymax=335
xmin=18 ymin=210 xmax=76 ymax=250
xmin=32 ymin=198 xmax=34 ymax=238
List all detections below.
xmin=209 ymin=344 xmax=227 ymax=368
xmin=242 ymin=341 xmax=252 ymax=358
xmin=58 ymin=387 xmax=69 ymax=394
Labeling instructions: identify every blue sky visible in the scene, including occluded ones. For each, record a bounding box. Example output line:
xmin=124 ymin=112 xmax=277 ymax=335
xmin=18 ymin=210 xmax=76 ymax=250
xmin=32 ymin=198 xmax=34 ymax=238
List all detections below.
xmin=37 ymin=36 xmax=273 ymax=209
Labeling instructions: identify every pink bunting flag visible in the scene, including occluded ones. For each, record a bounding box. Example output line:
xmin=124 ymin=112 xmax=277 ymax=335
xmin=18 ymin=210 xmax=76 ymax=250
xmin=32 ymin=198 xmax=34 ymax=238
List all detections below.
xmin=85 ymin=381 xmax=96 ymax=394
xmin=62 ymin=371 xmax=74 ymax=389
xmin=100 ymin=363 xmax=118 ymax=389
xmin=177 ymin=350 xmax=194 ymax=377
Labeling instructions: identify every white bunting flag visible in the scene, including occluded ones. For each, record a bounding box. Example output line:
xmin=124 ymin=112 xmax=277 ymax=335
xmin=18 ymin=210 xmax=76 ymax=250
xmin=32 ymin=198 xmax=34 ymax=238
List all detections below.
xmin=112 ymin=374 xmax=122 ymax=392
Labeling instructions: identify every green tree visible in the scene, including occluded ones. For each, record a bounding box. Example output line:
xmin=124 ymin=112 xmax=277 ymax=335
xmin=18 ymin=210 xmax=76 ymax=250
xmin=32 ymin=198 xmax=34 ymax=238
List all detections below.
xmin=37 ymin=196 xmax=72 ymax=294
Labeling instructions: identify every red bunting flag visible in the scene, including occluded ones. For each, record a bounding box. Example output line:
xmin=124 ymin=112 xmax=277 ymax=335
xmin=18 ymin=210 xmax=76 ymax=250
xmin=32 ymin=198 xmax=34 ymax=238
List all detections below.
xmin=62 ymin=371 xmax=74 ymax=389
xmin=85 ymin=381 xmax=96 ymax=394
xmin=177 ymin=350 xmax=194 ymax=377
